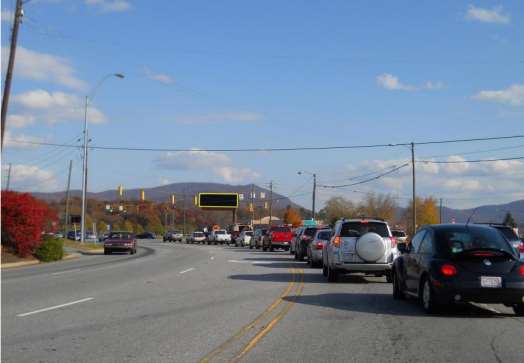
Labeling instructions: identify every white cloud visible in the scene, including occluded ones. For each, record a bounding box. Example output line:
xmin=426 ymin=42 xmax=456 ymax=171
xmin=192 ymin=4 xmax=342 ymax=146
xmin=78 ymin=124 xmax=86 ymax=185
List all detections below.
xmin=156 ymin=149 xmax=259 ymax=183
xmin=2 ymin=164 xmax=57 ymax=191
xmin=1 ymin=10 xmax=13 ymax=22
xmin=465 ymin=5 xmax=510 ymax=24
xmin=144 ymin=67 xmax=173 ymax=84
xmin=376 ymin=73 xmax=444 ymax=92
xmin=3 ymin=131 xmax=45 ymax=149
xmin=159 ymin=177 xmax=170 ymax=186
xmin=85 ymin=0 xmax=131 ymax=12
xmin=13 ymin=89 xmax=105 ymax=124
xmin=176 ymin=112 xmax=261 ymax=125
xmin=472 ymin=84 xmax=524 ymax=106
xmin=4 ymin=46 xmax=87 ymax=90
xmin=443 ymin=179 xmax=485 ymax=192
xmin=6 ymin=114 xmax=36 ymax=128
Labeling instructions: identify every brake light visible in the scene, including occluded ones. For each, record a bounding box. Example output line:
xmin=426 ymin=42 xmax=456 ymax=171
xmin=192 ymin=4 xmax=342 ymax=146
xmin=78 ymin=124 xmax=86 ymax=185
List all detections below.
xmin=472 ymin=252 xmax=495 ymax=257
xmin=518 ymin=242 xmax=524 ymax=254
xmin=332 ymin=236 xmax=341 ymax=248
xmin=315 ymin=242 xmax=324 ymax=250
xmin=360 ymin=220 xmax=369 ymax=224
xmin=390 ymin=237 xmax=397 ymax=248
xmin=519 ymin=265 xmax=524 ymax=277
xmin=440 ymin=264 xmax=457 ymax=277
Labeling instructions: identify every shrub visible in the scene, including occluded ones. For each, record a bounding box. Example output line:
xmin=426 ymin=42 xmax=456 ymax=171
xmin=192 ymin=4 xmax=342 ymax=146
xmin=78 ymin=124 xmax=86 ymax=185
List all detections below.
xmin=34 ymin=235 xmax=64 ymax=262
xmin=1 ymin=191 xmax=58 ymax=257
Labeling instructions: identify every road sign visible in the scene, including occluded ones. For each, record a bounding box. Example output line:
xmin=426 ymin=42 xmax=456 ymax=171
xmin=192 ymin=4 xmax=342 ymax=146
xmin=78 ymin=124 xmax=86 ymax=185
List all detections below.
xmin=197 ymin=193 xmax=238 ymax=209
xmin=302 ymin=219 xmax=316 ymax=226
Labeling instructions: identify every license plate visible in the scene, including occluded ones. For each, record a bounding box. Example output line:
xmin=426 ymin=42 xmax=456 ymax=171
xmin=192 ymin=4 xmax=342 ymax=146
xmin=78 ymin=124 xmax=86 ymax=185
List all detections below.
xmin=480 ymin=276 xmax=502 ymax=288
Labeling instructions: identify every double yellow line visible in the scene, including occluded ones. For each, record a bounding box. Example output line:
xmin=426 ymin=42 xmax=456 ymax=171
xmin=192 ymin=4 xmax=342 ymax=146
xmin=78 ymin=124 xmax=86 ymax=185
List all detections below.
xmin=200 ymin=268 xmax=305 ymax=363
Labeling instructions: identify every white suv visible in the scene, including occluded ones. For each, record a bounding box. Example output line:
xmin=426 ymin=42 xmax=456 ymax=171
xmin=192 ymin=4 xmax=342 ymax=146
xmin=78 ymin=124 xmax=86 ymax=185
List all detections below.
xmin=322 ymin=218 xmax=399 ymax=283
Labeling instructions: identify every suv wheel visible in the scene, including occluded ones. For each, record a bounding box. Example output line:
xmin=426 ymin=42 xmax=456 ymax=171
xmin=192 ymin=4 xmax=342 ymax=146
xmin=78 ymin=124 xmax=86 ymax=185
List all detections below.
xmin=385 ymin=271 xmax=393 ymax=283
xmin=322 ymin=263 xmax=328 ymax=277
xmin=327 ymin=264 xmax=338 ymax=283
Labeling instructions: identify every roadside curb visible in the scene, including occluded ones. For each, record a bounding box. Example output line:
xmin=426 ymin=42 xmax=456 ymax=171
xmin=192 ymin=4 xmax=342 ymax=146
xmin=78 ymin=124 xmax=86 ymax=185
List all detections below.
xmin=76 ymin=249 xmax=104 ymax=256
xmin=1 ymin=252 xmax=81 ymax=269
xmin=1 ymin=259 xmax=40 ymax=269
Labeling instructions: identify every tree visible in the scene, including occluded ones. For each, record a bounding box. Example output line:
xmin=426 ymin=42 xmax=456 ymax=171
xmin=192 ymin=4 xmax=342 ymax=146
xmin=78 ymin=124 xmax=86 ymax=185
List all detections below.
xmin=123 ymin=220 xmax=134 ymax=232
xmin=283 ymin=206 xmax=302 ymax=227
xmin=503 ymin=212 xmax=517 ymax=228
xmin=1 ymin=191 xmax=58 ymax=257
xmin=318 ymin=197 xmax=355 ymax=225
xmin=403 ymin=197 xmax=439 ymax=233
xmin=359 ymin=193 xmax=397 ymax=223
xmin=97 ymin=221 xmax=108 ymax=235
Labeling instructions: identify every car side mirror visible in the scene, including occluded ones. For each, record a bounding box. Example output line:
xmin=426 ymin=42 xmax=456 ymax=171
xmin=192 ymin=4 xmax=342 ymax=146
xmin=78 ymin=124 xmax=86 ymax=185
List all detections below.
xmin=397 ymin=242 xmax=408 ymax=254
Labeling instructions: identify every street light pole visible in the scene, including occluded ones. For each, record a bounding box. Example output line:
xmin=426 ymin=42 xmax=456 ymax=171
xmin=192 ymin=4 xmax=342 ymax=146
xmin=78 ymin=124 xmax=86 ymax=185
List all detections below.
xmin=80 ymin=73 xmax=124 ymax=243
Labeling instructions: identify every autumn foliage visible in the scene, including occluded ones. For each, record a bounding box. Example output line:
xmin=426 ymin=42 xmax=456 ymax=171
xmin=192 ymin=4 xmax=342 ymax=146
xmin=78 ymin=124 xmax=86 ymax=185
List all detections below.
xmin=283 ymin=206 xmax=302 ymax=227
xmin=1 ymin=191 xmax=58 ymax=257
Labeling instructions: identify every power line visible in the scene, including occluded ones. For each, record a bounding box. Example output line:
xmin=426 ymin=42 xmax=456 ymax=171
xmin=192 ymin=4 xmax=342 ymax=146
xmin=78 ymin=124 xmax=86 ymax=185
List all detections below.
xmin=417 ymin=156 xmax=524 ymax=164
xmin=320 ymin=163 xmax=410 ymax=189
xmin=7 ymin=134 xmax=524 ymax=153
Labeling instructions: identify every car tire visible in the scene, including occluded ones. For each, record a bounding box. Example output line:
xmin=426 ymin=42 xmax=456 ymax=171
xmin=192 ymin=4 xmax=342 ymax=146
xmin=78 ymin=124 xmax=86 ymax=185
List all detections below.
xmin=385 ymin=271 xmax=393 ymax=283
xmin=327 ymin=264 xmax=338 ymax=283
xmin=322 ymin=262 xmax=328 ymax=277
xmin=392 ymin=270 xmax=405 ymax=300
xmin=420 ymin=277 xmax=439 ymax=314
xmin=104 ymin=249 xmax=111 ymax=255
xmin=513 ymin=303 xmax=524 ymax=316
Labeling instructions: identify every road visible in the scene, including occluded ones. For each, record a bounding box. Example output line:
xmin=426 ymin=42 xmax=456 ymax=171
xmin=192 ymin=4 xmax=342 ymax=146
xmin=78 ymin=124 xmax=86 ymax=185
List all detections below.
xmin=2 ymin=240 xmax=523 ymax=363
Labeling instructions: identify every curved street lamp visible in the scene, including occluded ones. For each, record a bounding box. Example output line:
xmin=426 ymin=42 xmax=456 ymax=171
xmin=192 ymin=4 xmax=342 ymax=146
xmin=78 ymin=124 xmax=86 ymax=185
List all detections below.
xmin=81 ymin=73 xmax=124 ymax=243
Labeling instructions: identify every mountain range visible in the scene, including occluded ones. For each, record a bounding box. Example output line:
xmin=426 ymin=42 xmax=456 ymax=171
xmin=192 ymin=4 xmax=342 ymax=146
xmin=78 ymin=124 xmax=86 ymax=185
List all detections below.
xmin=32 ymin=182 xmax=524 ymax=229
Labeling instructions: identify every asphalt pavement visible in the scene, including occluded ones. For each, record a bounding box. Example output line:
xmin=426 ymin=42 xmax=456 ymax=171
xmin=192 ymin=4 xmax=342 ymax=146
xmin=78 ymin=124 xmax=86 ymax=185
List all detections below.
xmin=2 ymin=240 xmax=523 ymax=362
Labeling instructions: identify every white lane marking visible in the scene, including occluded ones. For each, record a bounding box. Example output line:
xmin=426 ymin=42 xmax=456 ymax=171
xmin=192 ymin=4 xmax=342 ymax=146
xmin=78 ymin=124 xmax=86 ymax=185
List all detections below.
xmin=17 ymin=297 xmax=94 ymax=317
xmin=51 ymin=268 xmax=82 ymax=276
xmin=228 ymin=259 xmax=272 ymax=265
xmin=179 ymin=268 xmax=195 ymax=274
xmin=210 ymin=256 xmax=215 ymax=260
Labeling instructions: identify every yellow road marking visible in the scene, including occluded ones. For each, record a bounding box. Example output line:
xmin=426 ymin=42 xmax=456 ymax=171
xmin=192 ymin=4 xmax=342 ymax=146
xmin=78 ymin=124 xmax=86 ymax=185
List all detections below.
xmin=199 ymin=269 xmax=297 ymax=363
xmin=229 ymin=269 xmax=305 ymax=363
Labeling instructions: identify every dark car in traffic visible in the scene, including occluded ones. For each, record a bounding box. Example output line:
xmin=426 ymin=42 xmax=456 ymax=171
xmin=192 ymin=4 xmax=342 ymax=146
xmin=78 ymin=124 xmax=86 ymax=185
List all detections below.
xmin=479 ymin=223 xmax=524 ymax=259
xmin=393 ymin=224 xmax=524 ymax=315
xmin=104 ymin=231 xmax=137 ymax=255
xmin=136 ymin=232 xmax=156 ymax=239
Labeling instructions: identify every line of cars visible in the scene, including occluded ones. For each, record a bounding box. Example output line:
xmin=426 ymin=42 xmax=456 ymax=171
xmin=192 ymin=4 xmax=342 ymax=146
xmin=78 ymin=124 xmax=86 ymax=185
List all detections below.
xmin=228 ymin=218 xmax=524 ymax=316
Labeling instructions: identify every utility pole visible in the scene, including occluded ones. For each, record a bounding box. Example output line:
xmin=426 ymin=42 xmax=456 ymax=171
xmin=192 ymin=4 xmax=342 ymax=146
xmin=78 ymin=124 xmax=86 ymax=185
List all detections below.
xmin=312 ymin=173 xmax=317 ymax=221
xmin=268 ymin=181 xmax=273 ymax=226
xmin=439 ymin=198 xmax=443 ymax=224
xmin=251 ymin=184 xmax=255 ymax=227
xmin=6 ymin=163 xmax=12 ymax=190
xmin=183 ymin=189 xmax=187 ymax=235
xmin=64 ymin=160 xmax=73 ymax=237
xmin=80 ymin=120 xmax=89 ymax=243
xmin=411 ymin=142 xmax=416 ymax=236
xmin=1 ymin=0 xmax=23 ymax=148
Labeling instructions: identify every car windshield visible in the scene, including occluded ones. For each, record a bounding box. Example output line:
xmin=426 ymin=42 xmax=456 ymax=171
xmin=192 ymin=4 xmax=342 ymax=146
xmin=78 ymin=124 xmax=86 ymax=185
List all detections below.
xmin=245 ymin=231 xmax=253 ymax=236
xmin=435 ymin=226 xmax=514 ymax=256
xmin=494 ymin=226 xmax=520 ymax=242
xmin=216 ymin=231 xmax=226 ymax=235
xmin=108 ymin=232 xmax=133 ymax=240
xmin=272 ymin=227 xmax=290 ymax=232
xmin=193 ymin=232 xmax=203 ymax=236
xmin=304 ymin=228 xmax=317 ymax=237
xmin=173 ymin=231 xmax=181 ymax=234
xmin=392 ymin=230 xmax=406 ymax=237
xmin=317 ymin=230 xmax=332 ymax=240
xmin=340 ymin=222 xmax=389 ymax=238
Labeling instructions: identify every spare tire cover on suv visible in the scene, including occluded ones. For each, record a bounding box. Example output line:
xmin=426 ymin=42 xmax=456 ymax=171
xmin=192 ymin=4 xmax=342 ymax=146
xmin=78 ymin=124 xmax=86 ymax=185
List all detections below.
xmin=355 ymin=232 xmax=386 ymax=262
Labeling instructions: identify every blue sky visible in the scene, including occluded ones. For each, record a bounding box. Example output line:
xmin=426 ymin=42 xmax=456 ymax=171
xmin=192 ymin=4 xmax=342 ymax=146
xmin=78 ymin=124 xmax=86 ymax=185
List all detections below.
xmin=2 ymin=0 xmax=523 ymax=209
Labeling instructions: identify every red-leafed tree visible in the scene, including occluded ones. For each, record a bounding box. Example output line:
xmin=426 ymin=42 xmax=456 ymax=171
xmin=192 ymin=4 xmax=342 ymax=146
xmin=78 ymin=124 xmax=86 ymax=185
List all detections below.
xmin=1 ymin=191 xmax=58 ymax=257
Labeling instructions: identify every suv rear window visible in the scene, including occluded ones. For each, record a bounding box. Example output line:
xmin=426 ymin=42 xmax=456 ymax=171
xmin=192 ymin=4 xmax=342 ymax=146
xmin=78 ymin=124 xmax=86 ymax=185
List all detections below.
xmin=108 ymin=232 xmax=133 ymax=240
xmin=193 ymin=232 xmax=203 ymax=236
xmin=216 ymin=231 xmax=226 ymax=235
xmin=340 ymin=222 xmax=389 ymax=238
xmin=271 ymin=227 xmax=290 ymax=232
xmin=317 ymin=230 xmax=332 ymax=240
xmin=246 ymin=231 xmax=253 ymax=236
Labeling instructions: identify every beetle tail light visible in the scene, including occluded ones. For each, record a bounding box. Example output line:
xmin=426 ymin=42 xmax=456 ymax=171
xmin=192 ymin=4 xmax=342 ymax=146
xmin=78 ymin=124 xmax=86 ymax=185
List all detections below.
xmin=441 ymin=264 xmax=457 ymax=277
xmin=518 ymin=265 xmax=524 ymax=277
xmin=315 ymin=242 xmax=324 ymax=250
xmin=518 ymin=242 xmax=524 ymax=254
xmin=390 ymin=237 xmax=397 ymax=248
